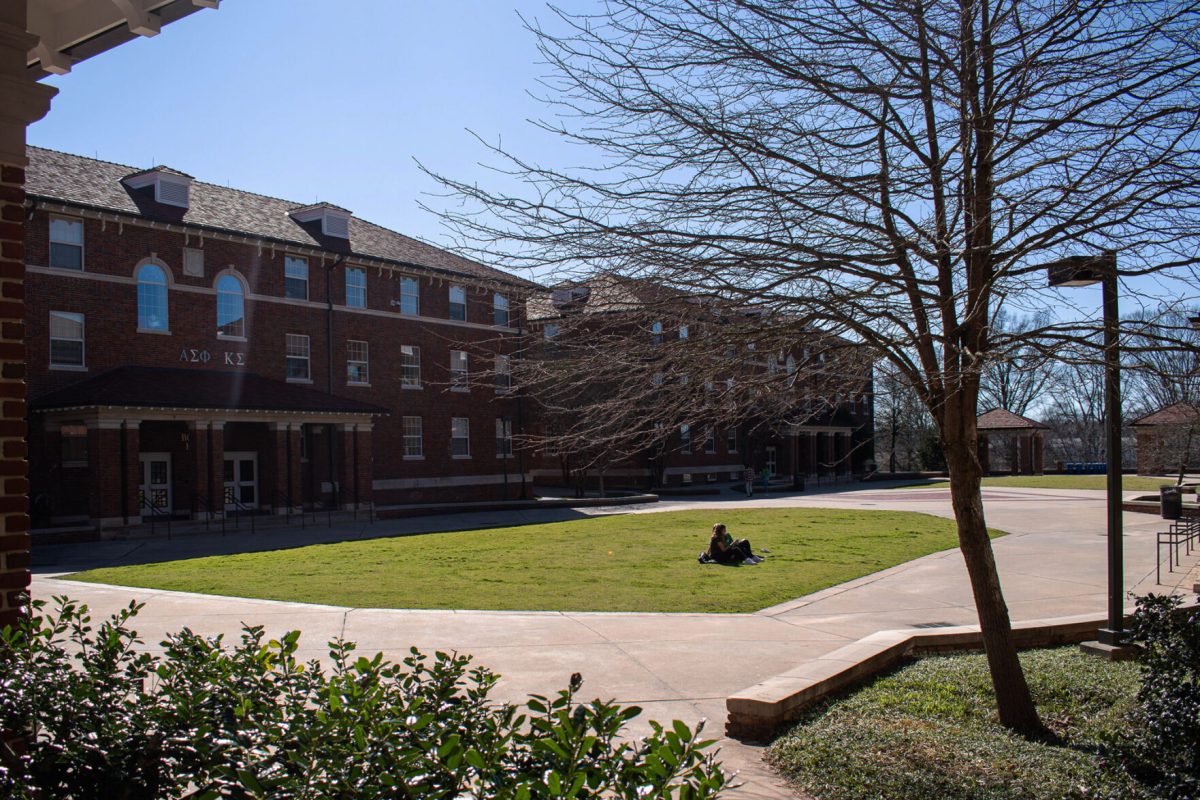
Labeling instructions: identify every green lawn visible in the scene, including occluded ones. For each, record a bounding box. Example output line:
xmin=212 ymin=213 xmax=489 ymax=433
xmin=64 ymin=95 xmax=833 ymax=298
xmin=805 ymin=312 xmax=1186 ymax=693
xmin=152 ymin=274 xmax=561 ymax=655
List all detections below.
xmin=68 ymin=508 xmax=996 ymax=613
xmin=888 ymin=474 xmax=1172 ymax=492
xmin=766 ymin=647 xmax=1146 ymax=799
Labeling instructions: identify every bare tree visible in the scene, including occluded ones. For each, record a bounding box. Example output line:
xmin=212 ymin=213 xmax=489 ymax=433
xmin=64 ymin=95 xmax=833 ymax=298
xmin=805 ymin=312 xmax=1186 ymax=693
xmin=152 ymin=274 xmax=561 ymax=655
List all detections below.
xmin=428 ymin=0 xmax=1200 ymax=735
xmin=874 ymin=366 xmax=935 ymax=472
xmin=979 ymin=310 xmax=1054 ymax=416
xmin=1124 ymin=307 xmax=1200 ymax=417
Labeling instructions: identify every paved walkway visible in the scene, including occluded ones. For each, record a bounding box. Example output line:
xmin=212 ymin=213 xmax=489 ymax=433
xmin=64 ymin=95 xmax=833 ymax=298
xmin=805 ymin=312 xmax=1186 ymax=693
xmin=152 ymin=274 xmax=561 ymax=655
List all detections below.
xmin=30 ymin=484 xmax=1199 ymax=800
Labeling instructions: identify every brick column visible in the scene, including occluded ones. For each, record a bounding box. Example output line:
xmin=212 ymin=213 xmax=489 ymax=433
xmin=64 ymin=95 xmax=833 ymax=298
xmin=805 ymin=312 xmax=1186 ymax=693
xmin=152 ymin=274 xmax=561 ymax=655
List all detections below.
xmin=210 ymin=423 xmax=226 ymax=509
xmin=338 ymin=423 xmax=373 ymax=510
xmin=807 ymin=432 xmax=818 ymax=477
xmin=268 ymin=422 xmax=302 ymax=513
xmin=189 ymin=421 xmax=215 ymax=519
xmin=87 ymin=420 xmax=137 ymax=528
xmin=1033 ymin=432 xmax=1044 ymax=475
xmin=0 ymin=3 xmax=56 ymax=626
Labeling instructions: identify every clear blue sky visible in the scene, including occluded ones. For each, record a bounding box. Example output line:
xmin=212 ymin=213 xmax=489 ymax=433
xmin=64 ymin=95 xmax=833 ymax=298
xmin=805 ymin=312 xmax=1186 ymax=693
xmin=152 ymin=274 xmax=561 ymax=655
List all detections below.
xmin=30 ymin=0 xmax=575 ymax=249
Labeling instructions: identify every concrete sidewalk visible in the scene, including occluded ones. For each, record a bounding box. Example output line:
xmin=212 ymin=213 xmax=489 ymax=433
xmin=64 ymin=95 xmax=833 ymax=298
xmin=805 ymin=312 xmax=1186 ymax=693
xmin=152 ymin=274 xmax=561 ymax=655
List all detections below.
xmin=30 ymin=485 xmax=1199 ymax=800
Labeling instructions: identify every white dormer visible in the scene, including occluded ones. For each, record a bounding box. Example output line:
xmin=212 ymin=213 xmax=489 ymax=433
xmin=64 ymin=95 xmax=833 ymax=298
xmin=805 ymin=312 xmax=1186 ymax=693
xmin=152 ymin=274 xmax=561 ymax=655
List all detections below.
xmin=288 ymin=202 xmax=352 ymax=239
xmin=122 ymin=166 xmax=193 ymax=209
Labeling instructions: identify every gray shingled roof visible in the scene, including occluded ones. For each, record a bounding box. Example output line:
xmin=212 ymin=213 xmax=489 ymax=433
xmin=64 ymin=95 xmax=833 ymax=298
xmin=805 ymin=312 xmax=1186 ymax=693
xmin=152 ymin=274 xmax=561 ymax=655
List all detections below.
xmin=25 ymin=147 xmax=537 ymax=289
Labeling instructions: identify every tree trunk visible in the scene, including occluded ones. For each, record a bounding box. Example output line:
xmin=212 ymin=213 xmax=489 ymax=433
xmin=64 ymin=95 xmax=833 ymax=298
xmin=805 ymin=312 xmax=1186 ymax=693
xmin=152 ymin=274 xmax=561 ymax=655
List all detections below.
xmin=943 ymin=428 xmax=1044 ymax=736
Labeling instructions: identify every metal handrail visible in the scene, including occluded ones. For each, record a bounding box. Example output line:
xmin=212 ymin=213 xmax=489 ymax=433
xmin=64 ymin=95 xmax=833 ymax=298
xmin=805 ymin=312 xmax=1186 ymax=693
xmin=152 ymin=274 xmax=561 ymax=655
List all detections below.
xmin=275 ymin=490 xmax=307 ymax=529
xmin=140 ymin=494 xmax=172 ymax=539
xmin=1157 ymin=516 xmax=1199 ymax=584
xmin=223 ymin=495 xmax=256 ymax=535
xmin=191 ymin=493 xmax=222 ymax=532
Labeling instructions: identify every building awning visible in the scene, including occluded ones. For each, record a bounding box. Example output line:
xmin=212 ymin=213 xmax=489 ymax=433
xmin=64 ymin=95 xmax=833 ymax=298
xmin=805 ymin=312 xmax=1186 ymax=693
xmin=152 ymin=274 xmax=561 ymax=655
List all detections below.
xmin=30 ymin=366 xmax=388 ymax=417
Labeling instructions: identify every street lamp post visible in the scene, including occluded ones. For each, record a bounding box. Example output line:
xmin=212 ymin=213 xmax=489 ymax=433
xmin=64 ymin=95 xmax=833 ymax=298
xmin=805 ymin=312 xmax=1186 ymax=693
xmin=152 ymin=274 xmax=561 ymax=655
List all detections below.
xmin=1045 ymin=252 xmax=1134 ymax=657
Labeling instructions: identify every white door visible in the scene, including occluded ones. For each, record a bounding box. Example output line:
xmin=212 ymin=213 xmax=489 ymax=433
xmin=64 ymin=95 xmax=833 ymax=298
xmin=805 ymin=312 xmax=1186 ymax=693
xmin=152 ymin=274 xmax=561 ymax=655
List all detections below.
xmin=223 ymin=451 xmax=258 ymax=510
xmin=765 ymin=446 xmax=777 ymax=477
xmin=139 ymin=453 xmax=172 ymax=516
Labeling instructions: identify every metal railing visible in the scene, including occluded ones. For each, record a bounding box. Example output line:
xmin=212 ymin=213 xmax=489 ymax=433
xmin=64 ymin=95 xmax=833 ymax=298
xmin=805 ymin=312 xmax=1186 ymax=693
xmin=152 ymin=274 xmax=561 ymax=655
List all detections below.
xmin=222 ymin=496 xmax=256 ymax=535
xmin=140 ymin=495 xmax=172 ymax=539
xmin=191 ymin=493 xmax=222 ymax=532
xmin=1157 ymin=516 xmax=1199 ymax=584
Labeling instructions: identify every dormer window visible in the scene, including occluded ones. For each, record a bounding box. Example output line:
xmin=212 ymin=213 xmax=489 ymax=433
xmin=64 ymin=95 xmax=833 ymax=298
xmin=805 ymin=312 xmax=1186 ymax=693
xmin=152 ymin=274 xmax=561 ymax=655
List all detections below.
xmin=288 ymin=202 xmax=352 ymax=239
xmin=122 ymin=166 xmax=193 ymax=209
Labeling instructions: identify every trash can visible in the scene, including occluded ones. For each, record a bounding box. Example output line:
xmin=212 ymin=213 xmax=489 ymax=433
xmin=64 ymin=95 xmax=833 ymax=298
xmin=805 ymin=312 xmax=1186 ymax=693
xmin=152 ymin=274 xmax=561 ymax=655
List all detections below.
xmin=1161 ymin=486 xmax=1183 ymax=520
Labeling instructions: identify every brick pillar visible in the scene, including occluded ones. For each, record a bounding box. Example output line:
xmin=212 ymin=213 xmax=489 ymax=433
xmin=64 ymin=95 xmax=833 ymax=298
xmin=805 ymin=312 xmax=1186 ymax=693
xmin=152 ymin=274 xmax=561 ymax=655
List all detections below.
xmin=839 ymin=432 xmax=851 ymax=474
xmin=1033 ymin=432 xmax=1044 ymax=475
xmin=189 ymin=421 xmax=214 ymax=519
xmin=1010 ymin=434 xmax=1020 ymax=475
xmin=0 ymin=3 xmax=56 ymax=627
xmin=268 ymin=422 xmax=302 ymax=513
xmin=807 ymin=432 xmax=818 ymax=477
xmin=979 ymin=433 xmax=990 ymax=474
xmin=87 ymin=420 xmax=137 ymax=528
xmin=1021 ymin=433 xmax=1034 ymax=474
xmin=210 ymin=423 xmax=226 ymax=510
xmin=338 ymin=423 xmax=373 ymax=510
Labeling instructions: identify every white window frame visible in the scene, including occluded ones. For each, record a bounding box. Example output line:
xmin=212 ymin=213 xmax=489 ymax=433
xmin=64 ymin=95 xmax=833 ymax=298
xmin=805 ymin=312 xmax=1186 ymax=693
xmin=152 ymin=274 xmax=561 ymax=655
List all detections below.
xmin=400 ymin=345 xmax=421 ymax=388
xmin=284 ymin=255 xmax=309 ymax=300
xmin=495 ymin=354 xmax=512 ymax=392
xmin=346 ymin=339 xmax=369 ymax=385
xmin=136 ymin=261 xmax=170 ymax=333
xmin=704 ymin=428 xmax=716 ymax=454
xmin=399 ymin=276 xmax=419 ymax=315
xmin=49 ymin=215 xmax=84 ymax=271
xmin=451 ymin=417 xmax=471 ymax=458
xmin=49 ymin=310 xmax=85 ymax=369
xmin=679 ymin=325 xmax=689 ymax=339
xmin=449 ymin=285 xmax=467 ymax=321
xmin=450 ymin=349 xmax=469 ymax=391
xmin=286 ymin=333 xmax=311 ymax=382
xmin=680 ymin=424 xmax=691 ymax=452
xmin=543 ymin=323 xmax=560 ymax=340
xmin=345 ymin=267 xmax=366 ymax=309
xmin=496 ymin=416 xmax=513 ymax=458
xmin=402 ymin=416 xmax=424 ymax=459
xmin=651 ymin=321 xmax=663 ymax=345
xmin=727 ymin=427 xmax=738 ymax=454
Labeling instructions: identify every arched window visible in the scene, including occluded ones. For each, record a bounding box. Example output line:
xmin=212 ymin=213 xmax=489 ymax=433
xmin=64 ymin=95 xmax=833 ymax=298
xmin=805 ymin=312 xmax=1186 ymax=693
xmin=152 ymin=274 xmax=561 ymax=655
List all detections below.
xmin=136 ymin=263 xmax=169 ymax=331
xmin=216 ymin=274 xmax=246 ymax=338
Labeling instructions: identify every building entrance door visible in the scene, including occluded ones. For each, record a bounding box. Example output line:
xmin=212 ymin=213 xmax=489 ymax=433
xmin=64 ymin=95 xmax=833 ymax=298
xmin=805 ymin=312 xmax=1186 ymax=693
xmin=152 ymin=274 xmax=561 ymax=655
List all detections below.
xmin=765 ymin=446 xmax=777 ymax=477
xmin=139 ymin=453 xmax=172 ymax=516
xmin=224 ymin=451 xmax=258 ymax=510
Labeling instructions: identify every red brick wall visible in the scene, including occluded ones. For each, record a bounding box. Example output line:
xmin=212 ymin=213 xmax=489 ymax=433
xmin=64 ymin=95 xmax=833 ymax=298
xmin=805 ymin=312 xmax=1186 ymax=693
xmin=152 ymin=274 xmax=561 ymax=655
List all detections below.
xmin=0 ymin=164 xmax=28 ymax=626
xmin=24 ymin=208 xmax=527 ymax=512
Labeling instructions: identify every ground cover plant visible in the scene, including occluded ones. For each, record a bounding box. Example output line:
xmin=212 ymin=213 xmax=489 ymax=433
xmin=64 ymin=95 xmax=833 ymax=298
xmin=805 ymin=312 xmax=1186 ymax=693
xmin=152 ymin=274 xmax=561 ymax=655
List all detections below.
xmin=766 ymin=647 xmax=1145 ymax=799
xmin=66 ymin=508 xmax=992 ymax=613
xmin=887 ymin=475 xmax=1170 ymax=492
xmin=0 ymin=597 xmax=726 ymax=799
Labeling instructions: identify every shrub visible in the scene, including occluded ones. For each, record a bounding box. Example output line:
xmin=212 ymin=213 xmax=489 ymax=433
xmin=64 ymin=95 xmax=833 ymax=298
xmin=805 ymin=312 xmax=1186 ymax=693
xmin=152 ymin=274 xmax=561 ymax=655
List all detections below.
xmin=1124 ymin=593 xmax=1200 ymax=799
xmin=0 ymin=597 xmax=726 ymax=799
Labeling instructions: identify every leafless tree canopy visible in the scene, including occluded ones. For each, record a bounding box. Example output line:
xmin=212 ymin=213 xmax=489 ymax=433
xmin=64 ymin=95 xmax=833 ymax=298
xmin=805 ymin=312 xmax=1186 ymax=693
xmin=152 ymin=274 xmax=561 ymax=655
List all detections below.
xmin=428 ymin=0 xmax=1200 ymax=735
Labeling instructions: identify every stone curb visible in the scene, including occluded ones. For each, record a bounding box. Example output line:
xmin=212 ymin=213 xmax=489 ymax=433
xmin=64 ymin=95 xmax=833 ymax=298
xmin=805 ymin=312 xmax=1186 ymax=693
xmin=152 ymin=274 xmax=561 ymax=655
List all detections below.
xmin=724 ymin=602 xmax=1197 ymax=742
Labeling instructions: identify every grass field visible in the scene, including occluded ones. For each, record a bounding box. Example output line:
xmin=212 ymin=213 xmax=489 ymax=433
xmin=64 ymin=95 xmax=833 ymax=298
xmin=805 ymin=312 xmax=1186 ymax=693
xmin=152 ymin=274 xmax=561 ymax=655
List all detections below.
xmin=68 ymin=508 xmax=997 ymax=613
xmin=889 ymin=474 xmax=1171 ymax=492
xmin=766 ymin=647 xmax=1146 ymax=799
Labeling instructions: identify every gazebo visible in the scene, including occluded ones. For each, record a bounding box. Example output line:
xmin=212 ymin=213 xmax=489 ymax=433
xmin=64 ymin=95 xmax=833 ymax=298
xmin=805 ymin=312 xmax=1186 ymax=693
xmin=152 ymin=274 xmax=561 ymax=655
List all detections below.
xmin=977 ymin=408 xmax=1048 ymax=475
xmin=1131 ymin=402 xmax=1200 ymax=476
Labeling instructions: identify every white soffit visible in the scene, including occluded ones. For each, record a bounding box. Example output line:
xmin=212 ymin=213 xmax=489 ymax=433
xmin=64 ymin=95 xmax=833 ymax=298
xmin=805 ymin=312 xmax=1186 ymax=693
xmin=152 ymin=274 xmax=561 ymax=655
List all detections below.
xmin=27 ymin=0 xmax=218 ymax=77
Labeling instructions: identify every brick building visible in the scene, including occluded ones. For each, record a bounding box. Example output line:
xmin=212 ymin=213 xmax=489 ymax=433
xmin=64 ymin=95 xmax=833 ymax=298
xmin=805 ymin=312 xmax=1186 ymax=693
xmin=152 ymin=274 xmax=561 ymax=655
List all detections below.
xmin=526 ymin=277 xmax=875 ymax=490
xmin=23 ymin=147 xmax=537 ymax=529
xmin=1132 ymin=402 xmax=1200 ymax=476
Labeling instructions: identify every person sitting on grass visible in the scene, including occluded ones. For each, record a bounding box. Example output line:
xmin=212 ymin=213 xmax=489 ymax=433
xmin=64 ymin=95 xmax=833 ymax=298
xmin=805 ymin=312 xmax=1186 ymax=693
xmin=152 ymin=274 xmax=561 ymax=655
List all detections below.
xmin=706 ymin=523 xmax=763 ymax=565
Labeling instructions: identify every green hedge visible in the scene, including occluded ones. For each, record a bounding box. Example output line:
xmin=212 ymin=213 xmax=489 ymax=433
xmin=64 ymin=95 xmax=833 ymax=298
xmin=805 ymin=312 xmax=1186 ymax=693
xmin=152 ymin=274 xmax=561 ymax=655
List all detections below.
xmin=0 ymin=597 xmax=726 ymax=799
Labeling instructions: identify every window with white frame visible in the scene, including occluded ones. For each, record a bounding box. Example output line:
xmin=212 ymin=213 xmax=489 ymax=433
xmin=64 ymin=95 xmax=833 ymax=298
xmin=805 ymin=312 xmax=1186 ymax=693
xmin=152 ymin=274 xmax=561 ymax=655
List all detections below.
xmin=49 ymin=311 xmax=84 ymax=368
xmin=496 ymin=417 xmax=513 ymax=457
xmin=399 ymin=276 xmax=419 ymax=315
xmin=495 ymin=354 xmax=512 ymax=391
xmin=727 ymin=427 xmax=738 ymax=453
xmin=347 ymin=339 xmax=369 ymax=384
xmin=493 ymin=292 xmax=510 ymax=326
xmin=345 ymin=267 xmax=366 ymax=308
xmin=451 ymin=417 xmax=470 ymax=457
xmin=49 ymin=216 xmax=83 ymax=270
xmin=216 ymin=274 xmax=245 ymax=338
xmin=284 ymin=255 xmax=308 ymax=300
xmin=679 ymin=325 xmax=689 ymax=339
xmin=679 ymin=424 xmax=691 ymax=452
xmin=652 ymin=372 xmax=664 ymax=386
xmin=402 ymin=416 xmax=423 ymax=457
xmin=704 ymin=428 xmax=716 ymax=454
xmin=286 ymin=334 xmax=310 ymax=381
xmin=400 ymin=345 xmax=421 ymax=387
xmin=136 ymin=263 xmax=169 ymax=332
xmin=651 ymin=321 xmax=663 ymax=345
xmin=543 ymin=323 xmax=560 ymax=339
xmin=449 ymin=285 xmax=466 ymax=320
xmin=450 ymin=350 xmax=468 ymax=390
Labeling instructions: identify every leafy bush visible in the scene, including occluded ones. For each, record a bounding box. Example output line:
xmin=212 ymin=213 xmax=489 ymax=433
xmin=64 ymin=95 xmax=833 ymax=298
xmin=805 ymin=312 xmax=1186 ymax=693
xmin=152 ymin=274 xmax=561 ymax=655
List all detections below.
xmin=0 ymin=597 xmax=726 ymax=799
xmin=1123 ymin=593 xmax=1200 ymax=799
